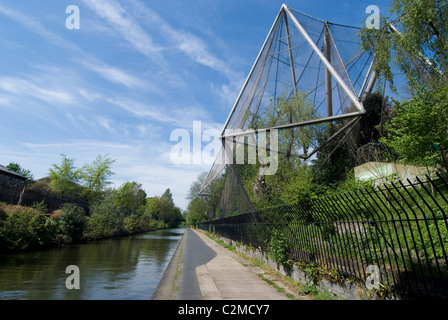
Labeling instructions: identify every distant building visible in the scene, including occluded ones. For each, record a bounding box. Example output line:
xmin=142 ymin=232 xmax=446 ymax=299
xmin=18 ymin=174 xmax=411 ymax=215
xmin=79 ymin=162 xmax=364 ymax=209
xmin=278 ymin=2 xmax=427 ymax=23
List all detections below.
xmin=0 ymin=164 xmax=28 ymax=186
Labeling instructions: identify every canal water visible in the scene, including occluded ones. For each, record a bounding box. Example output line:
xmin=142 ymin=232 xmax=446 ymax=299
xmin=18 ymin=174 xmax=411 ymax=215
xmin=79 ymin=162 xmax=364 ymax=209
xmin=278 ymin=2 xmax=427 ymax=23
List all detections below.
xmin=0 ymin=228 xmax=185 ymax=300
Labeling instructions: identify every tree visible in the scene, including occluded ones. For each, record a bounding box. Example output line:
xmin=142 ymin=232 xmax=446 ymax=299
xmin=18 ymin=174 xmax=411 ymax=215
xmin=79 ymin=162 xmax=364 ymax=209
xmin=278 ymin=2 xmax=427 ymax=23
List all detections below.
xmin=161 ymin=188 xmax=174 ymax=203
xmin=113 ymin=181 xmax=147 ymax=215
xmin=87 ymin=193 xmax=123 ymax=239
xmin=187 ymin=172 xmax=208 ymax=201
xmin=254 ymin=90 xmax=319 ymax=158
xmin=80 ymin=154 xmax=115 ymax=202
xmin=356 ymin=92 xmax=391 ymax=147
xmin=185 ymin=198 xmax=207 ymax=226
xmin=158 ymin=196 xmax=182 ymax=228
xmin=360 ymin=0 xmax=448 ymax=92
xmin=6 ymin=162 xmax=34 ymax=183
xmin=380 ymin=86 xmax=448 ymax=171
xmin=48 ymin=154 xmax=82 ymax=196
xmin=144 ymin=197 xmax=160 ymax=219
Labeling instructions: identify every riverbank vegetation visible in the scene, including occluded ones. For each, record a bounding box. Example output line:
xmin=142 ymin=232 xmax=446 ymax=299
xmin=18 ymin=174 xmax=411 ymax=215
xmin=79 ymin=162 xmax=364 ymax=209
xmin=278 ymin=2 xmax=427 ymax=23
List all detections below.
xmin=0 ymin=155 xmax=183 ymax=253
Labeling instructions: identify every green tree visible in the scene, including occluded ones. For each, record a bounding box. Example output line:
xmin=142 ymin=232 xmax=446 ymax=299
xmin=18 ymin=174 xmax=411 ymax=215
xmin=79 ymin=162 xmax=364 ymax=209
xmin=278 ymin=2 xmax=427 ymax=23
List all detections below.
xmin=87 ymin=193 xmax=123 ymax=239
xmin=158 ymin=196 xmax=182 ymax=228
xmin=380 ymin=86 xmax=448 ymax=171
xmin=185 ymin=197 xmax=208 ymax=226
xmin=161 ymin=188 xmax=174 ymax=203
xmin=80 ymin=154 xmax=116 ymax=203
xmin=254 ymin=90 xmax=319 ymax=158
xmin=360 ymin=0 xmax=447 ymax=92
xmin=187 ymin=172 xmax=208 ymax=201
xmin=6 ymin=162 xmax=34 ymax=183
xmin=113 ymin=181 xmax=147 ymax=215
xmin=144 ymin=197 xmax=160 ymax=219
xmin=48 ymin=154 xmax=82 ymax=196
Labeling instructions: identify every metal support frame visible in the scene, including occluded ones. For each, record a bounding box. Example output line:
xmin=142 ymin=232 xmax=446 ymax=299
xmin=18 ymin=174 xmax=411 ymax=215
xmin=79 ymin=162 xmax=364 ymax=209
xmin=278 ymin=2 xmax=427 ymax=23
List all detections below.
xmin=283 ymin=4 xmax=365 ymax=115
xmin=283 ymin=10 xmax=299 ymax=95
xmin=324 ymin=22 xmax=333 ymax=118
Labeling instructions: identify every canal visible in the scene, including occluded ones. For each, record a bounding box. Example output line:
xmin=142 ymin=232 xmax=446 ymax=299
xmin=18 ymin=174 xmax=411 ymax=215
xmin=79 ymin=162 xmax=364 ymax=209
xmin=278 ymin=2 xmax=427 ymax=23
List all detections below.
xmin=0 ymin=228 xmax=185 ymax=300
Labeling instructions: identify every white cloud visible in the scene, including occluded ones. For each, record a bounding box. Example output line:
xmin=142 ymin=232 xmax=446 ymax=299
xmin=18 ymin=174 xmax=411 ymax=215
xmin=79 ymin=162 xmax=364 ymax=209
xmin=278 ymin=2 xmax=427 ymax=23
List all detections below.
xmin=128 ymin=0 xmax=241 ymax=81
xmin=0 ymin=76 xmax=75 ymax=105
xmin=79 ymin=60 xmax=144 ymax=89
xmin=81 ymin=0 xmax=164 ymax=61
xmin=0 ymin=3 xmax=80 ymax=52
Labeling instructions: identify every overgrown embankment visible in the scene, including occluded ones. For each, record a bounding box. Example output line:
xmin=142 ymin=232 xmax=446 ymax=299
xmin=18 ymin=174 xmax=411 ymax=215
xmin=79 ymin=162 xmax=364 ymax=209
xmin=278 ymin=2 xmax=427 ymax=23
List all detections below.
xmin=0 ymin=199 xmax=179 ymax=254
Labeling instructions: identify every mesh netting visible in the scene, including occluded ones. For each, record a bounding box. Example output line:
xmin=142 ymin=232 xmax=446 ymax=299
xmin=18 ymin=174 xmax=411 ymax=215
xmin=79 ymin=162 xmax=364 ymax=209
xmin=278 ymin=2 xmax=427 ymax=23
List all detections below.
xmin=199 ymin=5 xmax=376 ymax=218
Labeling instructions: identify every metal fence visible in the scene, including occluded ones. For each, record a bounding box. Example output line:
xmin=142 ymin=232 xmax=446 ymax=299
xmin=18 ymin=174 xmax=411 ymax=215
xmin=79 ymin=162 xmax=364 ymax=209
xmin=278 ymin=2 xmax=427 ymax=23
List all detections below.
xmin=199 ymin=172 xmax=448 ymax=299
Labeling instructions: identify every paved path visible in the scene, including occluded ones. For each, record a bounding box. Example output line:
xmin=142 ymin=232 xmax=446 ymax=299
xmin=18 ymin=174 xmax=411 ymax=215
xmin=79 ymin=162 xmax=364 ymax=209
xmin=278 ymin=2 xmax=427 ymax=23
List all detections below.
xmin=192 ymin=229 xmax=290 ymax=300
xmin=153 ymin=228 xmax=291 ymax=300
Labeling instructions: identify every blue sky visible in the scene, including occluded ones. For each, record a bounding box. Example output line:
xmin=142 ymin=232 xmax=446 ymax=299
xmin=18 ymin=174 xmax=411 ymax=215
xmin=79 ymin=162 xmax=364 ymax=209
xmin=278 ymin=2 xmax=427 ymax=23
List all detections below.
xmin=0 ymin=0 xmax=391 ymax=210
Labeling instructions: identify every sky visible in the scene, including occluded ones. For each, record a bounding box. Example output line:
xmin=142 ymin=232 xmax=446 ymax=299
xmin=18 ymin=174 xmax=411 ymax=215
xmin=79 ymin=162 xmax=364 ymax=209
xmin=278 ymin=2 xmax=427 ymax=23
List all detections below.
xmin=0 ymin=0 xmax=391 ymax=210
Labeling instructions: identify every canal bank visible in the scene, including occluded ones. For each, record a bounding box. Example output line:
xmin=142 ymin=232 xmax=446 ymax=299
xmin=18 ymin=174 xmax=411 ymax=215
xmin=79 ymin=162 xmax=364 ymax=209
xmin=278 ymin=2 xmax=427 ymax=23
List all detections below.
xmin=152 ymin=228 xmax=294 ymax=300
xmin=0 ymin=228 xmax=184 ymax=300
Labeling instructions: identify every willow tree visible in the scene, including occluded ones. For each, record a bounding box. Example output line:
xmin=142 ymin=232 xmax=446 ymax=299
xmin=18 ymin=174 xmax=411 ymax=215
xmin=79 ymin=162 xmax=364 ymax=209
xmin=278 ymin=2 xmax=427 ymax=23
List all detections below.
xmin=360 ymin=0 xmax=447 ymax=92
xmin=254 ymin=90 xmax=319 ymax=159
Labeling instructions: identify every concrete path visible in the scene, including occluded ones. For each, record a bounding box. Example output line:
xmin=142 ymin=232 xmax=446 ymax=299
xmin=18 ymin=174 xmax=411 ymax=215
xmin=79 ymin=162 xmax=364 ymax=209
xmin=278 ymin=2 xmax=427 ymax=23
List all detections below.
xmin=153 ymin=228 xmax=292 ymax=300
xmin=192 ymin=229 xmax=290 ymax=300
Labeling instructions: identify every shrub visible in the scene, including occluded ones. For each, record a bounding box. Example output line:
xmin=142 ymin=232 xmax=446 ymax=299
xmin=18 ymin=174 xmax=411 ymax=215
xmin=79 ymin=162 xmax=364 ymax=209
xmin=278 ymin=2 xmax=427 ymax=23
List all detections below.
xmin=86 ymin=195 xmax=123 ymax=239
xmin=269 ymin=229 xmax=289 ymax=266
xmin=2 ymin=208 xmax=59 ymax=250
xmin=59 ymin=203 xmax=87 ymax=243
xmin=123 ymin=214 xmax=141 ymax=234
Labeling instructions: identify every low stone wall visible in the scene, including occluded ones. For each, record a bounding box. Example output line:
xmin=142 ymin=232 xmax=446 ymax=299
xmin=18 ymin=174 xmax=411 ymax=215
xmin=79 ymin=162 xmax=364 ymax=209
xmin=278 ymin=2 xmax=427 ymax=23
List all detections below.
xmin=215 ymin=234 xmax=388 ymax=300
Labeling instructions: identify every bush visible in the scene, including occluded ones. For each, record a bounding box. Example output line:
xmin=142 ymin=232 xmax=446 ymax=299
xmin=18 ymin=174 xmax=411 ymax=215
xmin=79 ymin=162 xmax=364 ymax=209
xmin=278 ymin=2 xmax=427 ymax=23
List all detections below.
xmin=269 ymin=229 xmax=289 ymax=266
xmin=1 ymin=208 xmax=59 ymax=250
xmin=123 ymin=214 xmax=141 ymax=234
xmin=58 ymin=203 xmax=87 ymax=243
xmin=86 ymin=195 xmax=123 ymax=239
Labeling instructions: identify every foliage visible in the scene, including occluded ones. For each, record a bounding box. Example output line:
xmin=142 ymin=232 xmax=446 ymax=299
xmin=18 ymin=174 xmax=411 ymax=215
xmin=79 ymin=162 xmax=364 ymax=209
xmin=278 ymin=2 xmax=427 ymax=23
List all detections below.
xmin=48 ymin=154 xmax=116 ymax=201
xmin=48 ymin=154 xmax=82 ymax=196
xmin=269 ymin=229 xmax=289 ymax=266
xmin=86 ymin=194 xmax=124 ymax=239
xmin=80 ymin=154 xmax=115 ymax=203
xmin=1 ymin=154 xmax=182 ymax=252
xmin=113 ymin=181 xmax=147 ymax=215
xmin=360 ymin=0 xmax=448 ymax=92
xmin=6 ymin=162 xmax=34 ymax=184
xmin=187 ymin=171 xmax=208 ymax=201
xmin=357 ymin=92 xmax=392 ymax=147
xmin=158 ymin=196 xmax=183 ymax=228
xmin=254 ymin=90 xmax=319 ymax=158
xmin=380 ymin=86 xmax=448 ymax=171
xmin=1 ymin=208 xmax=59 ymax=250
xmin=185 ymin=197 xmax=208 ymax=226
xmin=58 ymin=203 xmax=87 ymax=243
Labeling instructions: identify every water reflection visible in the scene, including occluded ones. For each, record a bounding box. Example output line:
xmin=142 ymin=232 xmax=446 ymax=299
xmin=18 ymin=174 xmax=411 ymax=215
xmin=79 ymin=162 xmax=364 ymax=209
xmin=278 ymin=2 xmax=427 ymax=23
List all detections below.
xmin=0 ymin=228 xmax=185 ymax=300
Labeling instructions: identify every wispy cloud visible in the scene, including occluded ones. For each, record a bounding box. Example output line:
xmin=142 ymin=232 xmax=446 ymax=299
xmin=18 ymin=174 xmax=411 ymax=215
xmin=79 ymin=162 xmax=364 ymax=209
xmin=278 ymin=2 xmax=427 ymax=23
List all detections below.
xmin=128 ymin=0 xmax=241 ymax=81
xmin=78 ymin=59 xmax=144 ymax=89
xmin=0 ymin=76 xmax=75 ymax=105
xmin=0 ymin=3 xmax=80 ymax=52
xmin=80 ymin=0 xmax=164 ymax=62
xmin=0 ymin=3 xmax=150 ymax=92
